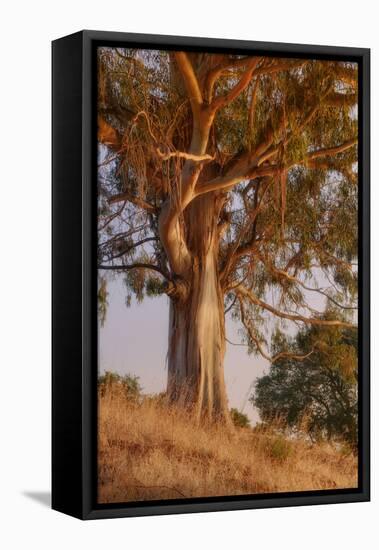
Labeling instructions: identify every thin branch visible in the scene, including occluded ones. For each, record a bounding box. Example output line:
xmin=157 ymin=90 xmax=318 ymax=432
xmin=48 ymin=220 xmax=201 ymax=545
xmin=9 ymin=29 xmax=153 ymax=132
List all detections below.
xmin=254 ymin=60 xmax=308 ymax=77
xmin=98 ymin=201 xmax=127 ymax=231
xmin=156 ymin=148 xmax=214 ymax=162
xmin=257 ymin=255 xmax=357 ymax=310
xmin=247 ymin=79 xmax=259 ymax=135
xmin=205 ymin=56 xmax=261 ymax=103
xmin=97 ymin=148 xmax=126 ymax=168
xmin=226 ymin=337 xmax=248 ymax=347
xmin=238 ymin=299 xmax=316 ymax=363
xmin=253 ymin=138 xmax=358 ymax=181
xmin=291 ymin=278 xmax=356 ymax=311
xmin=224 ymin=294 xmax=238 ymax=315
xmin=307 ymin=138 xmax=358 ymax=160
xmin=114 ymin=49 xmax=146 ymax=71
xmin=210 ymin=58 xmax=259 ymax=112
xmin=256 ymin=97 xmax=326 ymax=167
xmin=101 ymin=237 xmax=158 ymax=261
xmin=130 ymin=110 xmax=158 ymax=143
xmin=196 ymin=164 xmax=275 ymax=196
xmin=220 ymin=180 xmax=271 ymax=284
xmin=235 ymin=285 xmax=356 ymax=328
xmin=108 ymin=192 xmax=157 ymax=214
xmin=98 ymin=262 xmax=168 ymax=279
xmin=333 ymin=66 xmax=358 ymax=87
xmin=325 ymin=92 xmax=357 ymax=108
xmin=197 ymin=104 xmax=356 ymax=197
xmin=174 ymin=52 xmax=203 ymax=115
xmin=98 ymin=224 xmax=149 ymax=246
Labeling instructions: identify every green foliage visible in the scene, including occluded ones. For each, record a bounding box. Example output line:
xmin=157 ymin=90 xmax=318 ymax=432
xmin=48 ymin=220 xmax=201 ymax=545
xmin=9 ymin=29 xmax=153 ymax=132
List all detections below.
xmin=98 ymin=371 xmax=142 ymax=399
xmin=97 ymin=277 xmax=108 ymax=327
xmin=145 ymin=276 xmax=166 ymax=297
xmin=123 ymin=268 xmax=146 ymax=303
xmin=252 ymin=320 xmax=358 ymax=449
xmin=268 ymin=436 xmax=293 ymax=462
xmin=230 ymin=408 xmax=250 ymax=428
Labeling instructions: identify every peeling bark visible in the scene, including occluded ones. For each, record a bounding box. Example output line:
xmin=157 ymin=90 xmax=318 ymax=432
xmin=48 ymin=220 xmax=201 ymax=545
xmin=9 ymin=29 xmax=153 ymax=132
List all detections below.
xmin=166 ymin=193 xmax=231 ymax=425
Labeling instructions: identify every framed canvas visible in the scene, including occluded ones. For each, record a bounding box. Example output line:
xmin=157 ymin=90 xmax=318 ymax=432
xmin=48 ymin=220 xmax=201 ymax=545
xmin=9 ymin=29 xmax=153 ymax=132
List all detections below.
xmin=52 ymin=30 xmax=370 ymax=520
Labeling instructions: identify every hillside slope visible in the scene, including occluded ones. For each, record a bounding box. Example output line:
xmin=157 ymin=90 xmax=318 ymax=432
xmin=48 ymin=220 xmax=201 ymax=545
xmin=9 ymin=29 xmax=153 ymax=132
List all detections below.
xmin=98 ymin=389 xmax=357 ymax=503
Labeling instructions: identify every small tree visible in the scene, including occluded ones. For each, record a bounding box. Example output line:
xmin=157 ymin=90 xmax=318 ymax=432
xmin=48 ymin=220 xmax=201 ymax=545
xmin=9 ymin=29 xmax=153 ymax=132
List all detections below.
xmin=230 ymin=408 xmax=250 ymax=428
xmin=98 ymin=371 xmax=142 ymax=399
xmin=251 ymin=319 xmax=358 ymax=448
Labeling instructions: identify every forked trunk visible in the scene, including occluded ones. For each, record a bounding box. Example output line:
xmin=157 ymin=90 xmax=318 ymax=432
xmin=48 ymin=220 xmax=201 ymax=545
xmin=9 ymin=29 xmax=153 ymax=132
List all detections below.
xmin=166 ymin=193 xmax=231 ymax=425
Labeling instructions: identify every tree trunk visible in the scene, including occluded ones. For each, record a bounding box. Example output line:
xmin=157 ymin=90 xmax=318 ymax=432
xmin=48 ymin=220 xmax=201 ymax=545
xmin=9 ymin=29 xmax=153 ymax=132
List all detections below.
xmin=166 ymin=192 xmax=231 ymax=425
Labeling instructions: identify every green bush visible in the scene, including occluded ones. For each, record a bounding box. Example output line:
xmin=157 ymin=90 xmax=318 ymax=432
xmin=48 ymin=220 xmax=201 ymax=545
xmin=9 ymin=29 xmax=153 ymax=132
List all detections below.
xmin=98 ymin=371 xmax=142 ymax=399
xmin=230 ymin=408 xmax=250 ymax=428
xmin=269 ymin=436 xmax=293 ymax=462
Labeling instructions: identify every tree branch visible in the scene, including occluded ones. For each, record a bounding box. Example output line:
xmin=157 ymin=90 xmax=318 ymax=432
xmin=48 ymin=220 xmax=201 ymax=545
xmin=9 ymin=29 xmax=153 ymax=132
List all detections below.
xmin=196 ymin=164 xmax=275 ymax=196
xmin=156 ymin=147 xmax=214 ymax=162
xmin=238 ymin=299 xmax=316 ymax=363
xmin=100 ymin=237 xmax=158 ymax=261
xmin=256 ymin=99 xmax=325 ymax=167
xmin=224 ymin=294 xmax=238 ymax=315
xmin=98 ymin=201 xmax=127 ymax=231
xmin=114 ymin=49 xmax=146 ymax=71
xmin=325 ymin=92 xmax=357 ymax=108
xmin=251 ymin=137 xmax=358 ymax=183
xmin=157 ymin=53 xmax=215 ymax=277
xmin=98 ymin=262 xmax=168 ymax=279
xmin=272 ymin=264 xmax=358 ymax=310
xmin=195 ymin=70 xmax=356 ymax=198
xmin=220 ymin=180 xmax=272 ymax=285
xmin=235 ymin=285 xmax=356 ymax=328
xmin=108 ymin=192 xmax=157 ymax=214
xmin=333 ymin=66 xmax=358 ymax=87
xmin=254 ymin=60 xmax=307 ymax=77
xmin=174 ymin=52 xmax=203 ymax=115
xmin=247 ymin=79 xmax=259 ymax=135
xmin=259 ymin=257 xmax=357 ymax=310
xmin=210 ymin=58 xmax=259 ymax=112
xmin=205 ymin=56 xmax=261 ymax=103
xmin=307 ymin=138 xmax=358 ymax=160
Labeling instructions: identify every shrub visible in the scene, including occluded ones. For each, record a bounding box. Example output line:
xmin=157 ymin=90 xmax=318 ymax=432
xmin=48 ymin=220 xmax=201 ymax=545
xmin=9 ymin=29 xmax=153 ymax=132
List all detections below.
xmin=98 ymin=371 xmax=142 ymax=400
xmin=230 ymin=408 xmax=250 ymax=428
xmin=269 ymin=436 xmax=293 ymax=462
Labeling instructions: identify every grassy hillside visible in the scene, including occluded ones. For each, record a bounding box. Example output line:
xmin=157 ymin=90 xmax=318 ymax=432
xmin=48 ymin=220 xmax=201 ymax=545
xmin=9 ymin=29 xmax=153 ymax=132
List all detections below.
xmin=98 ymin=386 xmax=358 ymax=504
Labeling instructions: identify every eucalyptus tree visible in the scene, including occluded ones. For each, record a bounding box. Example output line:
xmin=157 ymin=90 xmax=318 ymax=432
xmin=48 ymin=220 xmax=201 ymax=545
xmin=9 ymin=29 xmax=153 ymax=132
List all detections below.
xmin=97 ymin=48 xmax=358 ymax=424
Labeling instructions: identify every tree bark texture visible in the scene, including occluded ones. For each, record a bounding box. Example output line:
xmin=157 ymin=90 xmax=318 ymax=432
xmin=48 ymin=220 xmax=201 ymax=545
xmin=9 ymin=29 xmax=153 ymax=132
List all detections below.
xmin=166 ymin=192 xmax=231 ymax=424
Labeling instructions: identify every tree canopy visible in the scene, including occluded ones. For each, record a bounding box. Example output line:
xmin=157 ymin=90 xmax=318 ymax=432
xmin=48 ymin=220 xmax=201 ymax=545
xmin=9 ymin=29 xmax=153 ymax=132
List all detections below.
xmin=252 ymin=319 xmax=358 ymax=447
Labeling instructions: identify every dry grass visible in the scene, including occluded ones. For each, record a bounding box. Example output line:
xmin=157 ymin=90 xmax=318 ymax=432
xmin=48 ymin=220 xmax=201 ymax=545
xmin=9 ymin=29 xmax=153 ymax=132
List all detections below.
xmin=98 ymin=388 xmax=358 ymax=504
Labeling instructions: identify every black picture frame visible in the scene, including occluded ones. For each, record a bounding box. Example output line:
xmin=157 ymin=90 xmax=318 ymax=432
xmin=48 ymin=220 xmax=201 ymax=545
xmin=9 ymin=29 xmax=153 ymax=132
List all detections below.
xmin=52 ymin=30 xmax=370 ymax=520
